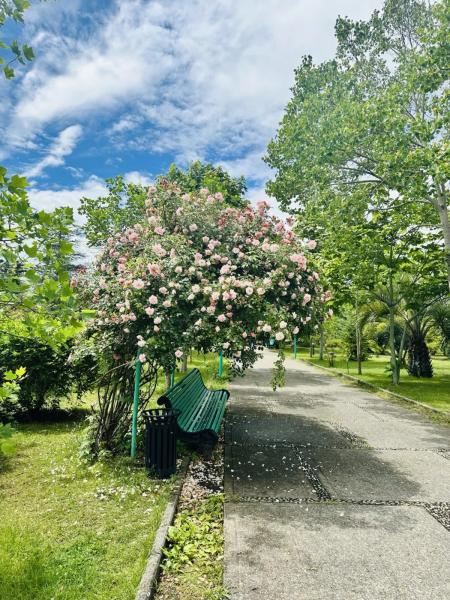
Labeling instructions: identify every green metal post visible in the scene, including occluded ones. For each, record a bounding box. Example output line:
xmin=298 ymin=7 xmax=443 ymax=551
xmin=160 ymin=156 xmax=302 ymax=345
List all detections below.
xmin=218 ymin=350 xmax=223 ymax=377
xmin=131 ymin=353 xmax=142 ymax=459
xmin=293 ymin=334 xmax=297 ymax=359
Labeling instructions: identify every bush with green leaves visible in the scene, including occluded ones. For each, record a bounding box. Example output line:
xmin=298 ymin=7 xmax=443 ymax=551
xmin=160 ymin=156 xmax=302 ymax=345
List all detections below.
xmin=0 ymin=336 xmax=96 ymax=421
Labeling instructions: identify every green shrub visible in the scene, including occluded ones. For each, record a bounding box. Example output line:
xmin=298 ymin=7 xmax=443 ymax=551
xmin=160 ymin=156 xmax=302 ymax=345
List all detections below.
xmin=0 ymin=337 xmax=96 ymax=420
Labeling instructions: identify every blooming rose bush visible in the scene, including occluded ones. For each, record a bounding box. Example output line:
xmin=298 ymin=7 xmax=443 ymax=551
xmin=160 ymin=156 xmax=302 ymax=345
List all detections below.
xmin=76 ymin=179 xmax=330 ymax=452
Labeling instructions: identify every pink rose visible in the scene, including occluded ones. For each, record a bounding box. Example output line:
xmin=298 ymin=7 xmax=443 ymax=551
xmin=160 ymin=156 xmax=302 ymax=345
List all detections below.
xmin=217 ymin=314 xmax=227 ymax=322
xmin=138 ymin=353 xmax=147 ymax=363
xmin=303 ymin=293 xmax=312 ymax=305
xmin=175 ymin=349 xmax=183 ymax=358
xmin=145 ymin=307 xmax=155 ymax=316
xmin=148 ymin=295 xmax=158 ymax=305
xmin=147 ymin=263 xmax=161 ymax=276
xmin=306 ymin=240 xmax=317 ymax=250
xmin=154 ymin=226 xmax=165 ymax=236
xmin=132 ymin=279 xmax=145 ymax=289
xmin=189 ymin=224 xmax=198 ymax=232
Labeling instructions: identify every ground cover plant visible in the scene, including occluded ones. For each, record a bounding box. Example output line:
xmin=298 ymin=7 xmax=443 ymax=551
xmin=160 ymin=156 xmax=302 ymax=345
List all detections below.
xmin=156 ymin=447 xmax=226 ymax=600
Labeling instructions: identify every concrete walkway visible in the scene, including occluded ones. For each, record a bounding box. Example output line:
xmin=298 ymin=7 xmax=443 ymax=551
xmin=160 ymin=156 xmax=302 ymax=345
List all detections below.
xmin=224 ymin=352 xmax=450 ymax=600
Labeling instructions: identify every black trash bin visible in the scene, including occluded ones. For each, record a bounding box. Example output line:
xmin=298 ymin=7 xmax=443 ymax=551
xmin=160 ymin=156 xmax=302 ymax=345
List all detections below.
xmin=143 ymin=408 xmax=179 ymax=478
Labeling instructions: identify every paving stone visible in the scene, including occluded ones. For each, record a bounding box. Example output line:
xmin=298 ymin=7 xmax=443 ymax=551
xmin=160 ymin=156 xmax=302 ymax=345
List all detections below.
xmin=225 ymin=413 xmax=351 ymax=447
xmin=224 ymin=444 xmax=317 ymax=498
xmin=309 ymin=448 xmax=450 ymax=502
xmin=224 ymin=502 xmax=450 ymax=600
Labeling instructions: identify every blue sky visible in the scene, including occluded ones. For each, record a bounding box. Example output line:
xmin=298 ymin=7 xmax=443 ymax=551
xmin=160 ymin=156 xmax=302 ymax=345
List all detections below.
xmin=1 ymin=0 xmax=384 ymax=218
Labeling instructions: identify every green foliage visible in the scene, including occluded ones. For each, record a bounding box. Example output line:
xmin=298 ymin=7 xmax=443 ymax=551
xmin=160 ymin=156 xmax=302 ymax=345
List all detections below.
xmin=79 ymin=175 xmax=148 ymax=246
xmin=0 ymin=167 xmax=80 ymax=345
xmin=0 ymin=0 xmax=34 ymax=79
xmin=166 ymin=161 xmax=247 ymax=209
xmin=0 ymin=335 xmax=95 ymax=420
xmin=0 ymin=367 xmax=25 ymax=423
xmin=271 ymin=348 xmax=286 ymax=390
xmin=266 ymin=0 xmax=450 ymax=288
xmin=162 ymin=494 xmax=225 ymax=599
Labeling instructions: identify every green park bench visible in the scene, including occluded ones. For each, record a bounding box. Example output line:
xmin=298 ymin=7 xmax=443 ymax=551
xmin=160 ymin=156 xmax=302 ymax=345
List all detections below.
xmin=157 ymin=368 xmax=229 ymax=451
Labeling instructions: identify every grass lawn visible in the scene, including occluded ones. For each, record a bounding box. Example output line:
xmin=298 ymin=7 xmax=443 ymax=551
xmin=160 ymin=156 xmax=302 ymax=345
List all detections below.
xmin=289 ymin=348 xmax=450 ymax=412
xmin=0 ymin=352 xmax=225 ymax=600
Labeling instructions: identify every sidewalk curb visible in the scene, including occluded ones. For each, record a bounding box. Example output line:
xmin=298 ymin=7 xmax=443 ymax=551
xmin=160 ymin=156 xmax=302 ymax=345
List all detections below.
xmin=299 ymin=358 xmax=450 ymax=417
xmin=135 ymin=455 xmax=190 ymax=600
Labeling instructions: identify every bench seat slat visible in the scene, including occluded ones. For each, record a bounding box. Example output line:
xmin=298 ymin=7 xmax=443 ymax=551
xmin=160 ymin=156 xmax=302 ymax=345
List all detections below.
xmin=157 ymin=368 xmax=229 ymax=446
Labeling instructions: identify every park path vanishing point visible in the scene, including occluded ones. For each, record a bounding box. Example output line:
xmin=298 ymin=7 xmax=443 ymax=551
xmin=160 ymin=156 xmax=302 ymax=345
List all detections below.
xmin=224 ymin=351 xmax=450 ymax=600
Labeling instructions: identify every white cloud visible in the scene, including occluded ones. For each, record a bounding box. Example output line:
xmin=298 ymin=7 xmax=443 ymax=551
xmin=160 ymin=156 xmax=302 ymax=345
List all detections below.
xmin=25 ymin=124 xmax=83 ymax=178
xmin=28 ymin=175 xmax=107 ymax=219
xmin=124 ymin=171 xmax=153 ymax=186
xmin=4 ymin=0 xmax=385 ymax=185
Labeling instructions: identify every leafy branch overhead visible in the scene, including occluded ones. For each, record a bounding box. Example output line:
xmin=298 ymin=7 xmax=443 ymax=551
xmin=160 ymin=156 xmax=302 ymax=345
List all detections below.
xmin=265 ymin=0 xmax=450 ymax=289
xmin=0 ymin=0 xmax=34 ymax=79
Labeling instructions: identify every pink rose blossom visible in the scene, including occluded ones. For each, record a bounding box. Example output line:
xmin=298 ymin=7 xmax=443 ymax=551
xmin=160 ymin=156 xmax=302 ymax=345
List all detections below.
xmin=217 ymin=314 xmax=227 ymax=322
xmin=138 ymin=353 xmax=147 ymax=363
xmin=145 ymin=307 xmax=155 ymax=316
xmin=148 ymin=295 xmax=158 ymax=305
xmin=306 ymin=239 xmax=317 ymax=250
xmin=303 ymin=293 xmax=312 ymax=305
xmin=148 ymin=263 xmax=161 ymax=276
xmin=154 ymin=226 xmax=165 ymax=235
xmin=175 ymin=349 xmax=183 ymax=358
xmin=189 ymin=223 xmax=198 ymax=232
xmin=153 ymin=243 xmax=166 ymax=257
xmin=275 ymin=331 xmax=285 ymax=341
xmin=132 ymin=279 xmax=145 ymax=289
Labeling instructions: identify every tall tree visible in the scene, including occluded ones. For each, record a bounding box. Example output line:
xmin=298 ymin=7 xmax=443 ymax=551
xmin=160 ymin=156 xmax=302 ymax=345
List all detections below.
xmin=265 ymin=0 xmax=450 ymax=289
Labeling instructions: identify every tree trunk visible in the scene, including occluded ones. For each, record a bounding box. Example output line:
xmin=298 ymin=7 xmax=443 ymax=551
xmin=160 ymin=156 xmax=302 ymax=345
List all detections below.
xmin=319 ymin=325 xmax=325 ymax=360
xmin=165 ymin=370 xmax=171 ymax=389
xmin=408 ymin=334 xmax=433 ymax=378
xmin=434 ymin=189 xmax=450 ymax=291
xmin=355 ymin=322 xmax=362 ymax=375
xmin=388 ymin=305 xmax=399 ymax=385
xmin=181 ymin=352 xmax=188 ymax=373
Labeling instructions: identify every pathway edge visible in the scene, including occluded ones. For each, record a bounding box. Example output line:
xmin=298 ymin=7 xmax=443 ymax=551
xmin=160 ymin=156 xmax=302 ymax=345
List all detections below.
xmin=135 ymin=455 xmax=191 ymax=600
xmin=299 ymin=358 xmax=450 ymax=417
